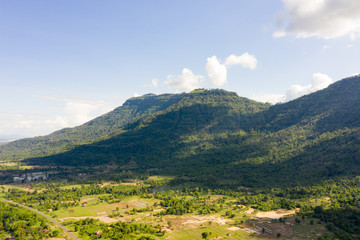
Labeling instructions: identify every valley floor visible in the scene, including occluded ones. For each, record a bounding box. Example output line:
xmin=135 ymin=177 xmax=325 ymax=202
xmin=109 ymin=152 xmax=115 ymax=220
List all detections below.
xmin=0 ymin=177 xmax=343 ymax=240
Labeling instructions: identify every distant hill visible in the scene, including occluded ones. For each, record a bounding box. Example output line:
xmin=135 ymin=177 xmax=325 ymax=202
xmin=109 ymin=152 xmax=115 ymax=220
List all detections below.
xmin=0 ymin=140 xmax=12 ymax=145
xmin=0 ymin=93 xmax=186 ymax=161
xmin=3 ymin=75 xmax=360 ymax=188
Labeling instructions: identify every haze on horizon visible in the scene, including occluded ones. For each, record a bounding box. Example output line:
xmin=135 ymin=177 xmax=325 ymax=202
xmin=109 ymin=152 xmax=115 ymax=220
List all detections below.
xmin=0 ymin=0 xmax=359 ymax=138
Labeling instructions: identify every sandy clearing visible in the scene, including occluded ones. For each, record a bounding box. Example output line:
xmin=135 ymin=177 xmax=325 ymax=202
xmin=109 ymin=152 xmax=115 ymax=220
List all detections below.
xmin=228 ymin=226 xmax=240 ymax=231
xmin=245 ymin=208 xmax=255 ymax=214
xmin=183 ymin=215 xmax=229 ymax=225
xmin=255 ymin=209 xmax=296 ymax=219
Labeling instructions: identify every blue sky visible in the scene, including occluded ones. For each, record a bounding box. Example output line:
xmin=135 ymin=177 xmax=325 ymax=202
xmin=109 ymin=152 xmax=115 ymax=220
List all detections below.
xmin=0 ymin=0 xmax=359 ymax=138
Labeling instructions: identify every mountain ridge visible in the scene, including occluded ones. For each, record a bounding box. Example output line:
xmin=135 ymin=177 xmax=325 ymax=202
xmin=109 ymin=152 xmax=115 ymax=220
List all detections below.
xmin=3 ymin=75 xmax=360 ymax=188
xmin=0 ymin=92 xmax=187 ymax=161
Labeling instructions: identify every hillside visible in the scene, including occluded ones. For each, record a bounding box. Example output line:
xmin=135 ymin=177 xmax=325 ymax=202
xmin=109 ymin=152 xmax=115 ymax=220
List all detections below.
xmin=0 ymin=93 xmax=186 ymax=161
xmin=20 ymin=75 xmax=360 ymax=187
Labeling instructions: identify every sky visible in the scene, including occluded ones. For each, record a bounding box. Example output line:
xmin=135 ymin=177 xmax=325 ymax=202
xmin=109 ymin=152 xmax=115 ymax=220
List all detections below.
xmin=0 ymin=0 xmax=359 ymax=138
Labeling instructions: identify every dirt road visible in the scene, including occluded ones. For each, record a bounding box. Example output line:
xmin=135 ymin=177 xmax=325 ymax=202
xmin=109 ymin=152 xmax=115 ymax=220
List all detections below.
xmin=0 ymin=198 xmax=79 ymax=240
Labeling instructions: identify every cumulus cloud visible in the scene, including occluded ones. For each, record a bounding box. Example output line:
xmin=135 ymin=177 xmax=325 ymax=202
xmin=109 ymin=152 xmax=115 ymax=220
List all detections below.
xmin=143 ymin=79 xmax=160 ymax=88
xmin=251 ymin=93 xmax=286 ymax=104
xmin=224 ymin=53 xmax=258 ymax=70
xmin=205 ymin=53 xmax=258 ymax=87
xmin=63 ymin=101 xmax=99 ymax=125
xmin=37 ymin=96 xmax=116 ymax=126
xmin=205 ymin=56 xmax=227 ymax=86
xmin=286 ymin=73 xmax=333 ymax=100
xmin=252 ymin=73 xmax=333 ymax=104
xmin=152 ymin=79 xmax=159 ymax=87
xmin=0 ymin=114 xmax=67 ymax=137
xmin=274 ymin=0 xmax=360 ymax=39
xmin=165 ymin=68 xmax=205 ymax=92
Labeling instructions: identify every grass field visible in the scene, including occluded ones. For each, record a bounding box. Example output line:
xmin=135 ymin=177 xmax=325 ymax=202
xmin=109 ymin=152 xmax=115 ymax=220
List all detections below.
xmin=168 ymin=225 xmax=259 ymax=240
xmin=0 ymin=183 xmax=336 ymax=240
xmin=292 ymin=217 xmax=333 ymax=239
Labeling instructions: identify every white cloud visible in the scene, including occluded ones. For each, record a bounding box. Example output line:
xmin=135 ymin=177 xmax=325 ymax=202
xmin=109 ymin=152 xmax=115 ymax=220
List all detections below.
xmin=133 ymin=93 xmax=141 ymax=97
xmin=165 ymin=68 xmax=205 ymax=92
xmin=252 ymin=73 xmax=333 ymax=104
xmin=274 ymin=0 xmax=360 ymax=39
xmin=286 ymin=73 xmax=333 ymax=101
xmin=224 ymin=53 xmax=258 ymax=70
xmin=251 ymin=93 xmax=286 ymax=104
xmin=151 ymin=79 xmax=159 ymax=87
xmin=64 ymin=101 xmax=99 ymax=125
xmin=0 ymin=114 xmax=66 ymax=137
xmin=205 ymin=53 xmax=258 ymax=87
xmin=40 ymin=96 xmax=116 ymax=126
xmin=205 ymin=56 xmax=227 ymax=86
xmin=143 ymin=79 xmax=160 ymax=88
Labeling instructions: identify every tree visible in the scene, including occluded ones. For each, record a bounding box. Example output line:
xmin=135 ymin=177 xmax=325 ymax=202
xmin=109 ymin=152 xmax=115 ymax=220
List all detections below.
xmin=202 ymin=232 xmax=211 ymax=240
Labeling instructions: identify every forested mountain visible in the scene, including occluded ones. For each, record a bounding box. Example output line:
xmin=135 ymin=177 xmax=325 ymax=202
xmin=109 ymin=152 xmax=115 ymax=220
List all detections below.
xmin=13 ymin=75 xmax=359 ymax=187
xmin=0 ymin=93 xmax=186 ymax=161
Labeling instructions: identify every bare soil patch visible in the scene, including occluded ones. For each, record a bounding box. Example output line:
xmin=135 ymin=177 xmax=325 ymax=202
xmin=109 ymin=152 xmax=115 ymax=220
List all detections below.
xmin=164 ymin=215 xmax=230 ymax=230
xmin=227 ymin=226 xmax=240 ymax=231
xmin=255 ymin=209 xmax=296 ymax=219
xmin=113 ymin=199 xmax=147 ymax=209
xmin=245 ymin=208 xmax=255 ymax=214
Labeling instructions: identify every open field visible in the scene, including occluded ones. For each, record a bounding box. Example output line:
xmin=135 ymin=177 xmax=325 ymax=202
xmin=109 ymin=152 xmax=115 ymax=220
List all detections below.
xmin=0 ymin=179 xmax=342 ymax=240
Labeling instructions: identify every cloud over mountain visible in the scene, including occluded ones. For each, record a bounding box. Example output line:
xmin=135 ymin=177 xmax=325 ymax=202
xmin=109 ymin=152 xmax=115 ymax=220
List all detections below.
xmin=252 ymin=73 xmax=333 ymax=104
xmin=165 ymin=68 xmax=205 ymax=92
xmin=205 ymin=56 xmax=227 ymax=87
xmin=224 ymin=53 xmax=258 ymax=70
xmin=286 ymin=73 xmax=333 ymax=100
xmin=274 ymin=0 xmax=360 ymax=39
xmin=206 ymin=53 xmax=258 ymax=87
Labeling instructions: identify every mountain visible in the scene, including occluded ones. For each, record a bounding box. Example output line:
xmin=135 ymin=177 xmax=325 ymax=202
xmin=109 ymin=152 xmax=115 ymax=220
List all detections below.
xmin=0 ymin=93 xmax=186 ymax=161
xmin=3 ymin=75 xmax=360 ymax=188
xmin=26 ymin=89 xmax=270 ymax=166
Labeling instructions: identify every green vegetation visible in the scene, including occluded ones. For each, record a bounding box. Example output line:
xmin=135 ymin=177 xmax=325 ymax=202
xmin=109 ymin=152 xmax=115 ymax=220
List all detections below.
xmin=17 ymin=75 xmax=360 ymax=189
xmin=2 ymin=175 xmax=360 ymax=239
xmin=1 ymin=76 xmax=360 ymax=239
xmin=0 ymin=93 xmax=186 ymax=161
xmin=64 ymin=218 xmax=162 ymax=239
xmin=0 ymin=201 xmax=61 ymax=239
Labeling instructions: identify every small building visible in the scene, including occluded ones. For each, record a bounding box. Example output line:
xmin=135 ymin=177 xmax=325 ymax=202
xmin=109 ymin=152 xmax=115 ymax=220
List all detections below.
xmin=13 ymin=177 xmax=25 ymax=182
xmin=82 ymin=201 xmax=88 ymax=207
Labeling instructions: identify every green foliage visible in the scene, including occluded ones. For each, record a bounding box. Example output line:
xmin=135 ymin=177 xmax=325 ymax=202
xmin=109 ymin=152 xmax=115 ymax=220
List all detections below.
xmin=0 ymin=93 xmax=186 ymax=162
xmin=68 ymin=218 xmax=161 ymax=239
xmin=18 ymin=76 xmax=360 ymax=189
xmin=201 ymin=231 xmax=211 ymax=239
xmin=5 ymin=182 xmax=150 ymax=212
xmin=0 ymin=202 xmax=55 ymax=239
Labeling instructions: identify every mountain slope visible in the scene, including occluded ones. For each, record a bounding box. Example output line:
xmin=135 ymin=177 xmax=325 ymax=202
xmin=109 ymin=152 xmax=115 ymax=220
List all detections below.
xmin=0 ymin=93 xmax=186 ymax=161
xmin=25 ymin=76 xmax=360 ymax=187
xmin=26 ymin=89 xmax=271 ymax=166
